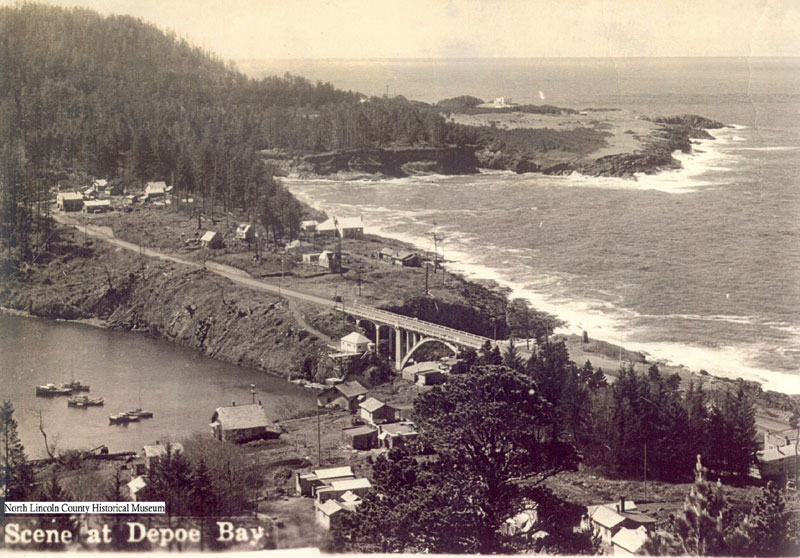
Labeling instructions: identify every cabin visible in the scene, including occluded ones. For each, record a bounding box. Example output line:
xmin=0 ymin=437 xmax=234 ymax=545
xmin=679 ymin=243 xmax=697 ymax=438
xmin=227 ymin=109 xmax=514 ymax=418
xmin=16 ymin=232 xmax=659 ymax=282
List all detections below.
xmin=315 ymin=499 xmax=345 ymax=530
xmin=378 ymin=421 xmax=418 ymax=449
xmin=417 ymin=369 xmax=447 ymax=386
xmin=342 ymin=424 xmax=379 ymax=450
xmin=295 ymin=466 xmax=355 ymax=497
xmin=210 ymin=403 xmax=278 ymax=443
xmin=584 ymin=500 xmax=656 ymax=546
xmin=142 ymin=442 xmax=184 ymax=473
xmin=317 ymin=380 xmax=368 ymax=412
xmin=359 ymin=397 xmax=397 ymax=425
xmin=57 ymin=192 xmax=83 ymax=212
xmin=236 ymin=223 xmax=254 ymax=241
xmin=144 ymin=181 xmax=167 ymax=199
xmin=611 ymin=526 xmax=649 ymax=556
xmin=300 ymin=220 xmax=318 ymax=234
xmin=401 ymin=361 xmax=441 ymax=382
xmin=340 ymin=332 xmax=371 ymax=354
xmin=83 ymin=199 xmax=111 ymax=213
xmin=316 ymin=216 xmax=365 ymax=238
xmin=757 ymin=442 xmax=798 ymax=483
xmin=318 ymin=250 xmax=339 ymax=271
xmin=392 ymin=250 xmax=422 ymax=267
xmin=378 ymin=247 xmax=396 ymax=261
xmin=200 ymin=230 xmax=223 ymax=249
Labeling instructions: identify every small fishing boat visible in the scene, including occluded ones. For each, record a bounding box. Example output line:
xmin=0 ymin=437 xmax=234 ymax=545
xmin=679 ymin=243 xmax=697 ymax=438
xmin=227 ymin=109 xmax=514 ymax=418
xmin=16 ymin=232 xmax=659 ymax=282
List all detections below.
xmin=68 ymin=395 xmax=104 ymax=407
xmin=125 ymin=408 xmax=153 ymax=419
xmin=61 ymin=380 xmax=90 ymax=392
xmin=36 ymin=383 xmax=72 ymax=396
xmin=109 ymin=412 xmax=140 ymax=425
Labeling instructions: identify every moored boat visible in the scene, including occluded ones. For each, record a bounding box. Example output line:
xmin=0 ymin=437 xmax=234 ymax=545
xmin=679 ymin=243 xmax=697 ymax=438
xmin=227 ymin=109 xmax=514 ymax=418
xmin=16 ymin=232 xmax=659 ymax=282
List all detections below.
xmin=36 ymin=383 xmax=72 ymax=396
xmin=69 ymin=395 xmax=104 ymax=407
xmin=126 ymin=408 xmax=153 ymax=419
xmin=109 ymin=412 xmax=139 ymax=424
xmin=61 ymin=380 xmax=90 ymax=392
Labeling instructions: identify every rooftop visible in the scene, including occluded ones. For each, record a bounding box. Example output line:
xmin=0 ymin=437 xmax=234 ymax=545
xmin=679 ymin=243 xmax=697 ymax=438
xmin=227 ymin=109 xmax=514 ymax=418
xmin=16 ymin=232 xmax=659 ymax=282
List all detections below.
xmin=341 ymin=332 xmax=371 ymax=345
xmin=611 ymin=526 xmax=648 ymax=554
xmin=317 ymin=499 xmax=343 ymax=516
xmin=336 ymin=380 xmax=368 ymax=399
xmin=359 ymin=397 xmax=386 ymax=413
xmin=343 ymin=425 xmax=378 ymax=437
xmin=211 ymin=403 xmax=270 ymax=430
xmin=317 ymin=216 xmax=364 ymax=231
xmin=201 ymin=230 xmax=220 ymax=242
xmin=329 ymin=478 xmax=372 ymax=492
xmin=314 ymin=466 xmax=354 ymax=480
xmin=381 ymin=422 xmax=416 ymax=437
xmin=143 ymin=442 xmax=184 ymax=459
xmin=759 ymin=442 xmax=798 ymax=462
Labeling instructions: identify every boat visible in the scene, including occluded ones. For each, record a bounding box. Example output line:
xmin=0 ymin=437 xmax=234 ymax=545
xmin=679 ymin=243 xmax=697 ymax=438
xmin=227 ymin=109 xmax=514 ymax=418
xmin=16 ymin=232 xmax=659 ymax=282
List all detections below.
xmin=109 ymin=412 xmax=140 ymax=424
xmin=125 ymin=408 xmax=153 ymax=419
xmin=68 ymin=395 xmax=104 ymax=407
xmin=61 ymin=380 xmax=90 ymax=392
xmin=36 ymin=383 xmax=72 ymax=396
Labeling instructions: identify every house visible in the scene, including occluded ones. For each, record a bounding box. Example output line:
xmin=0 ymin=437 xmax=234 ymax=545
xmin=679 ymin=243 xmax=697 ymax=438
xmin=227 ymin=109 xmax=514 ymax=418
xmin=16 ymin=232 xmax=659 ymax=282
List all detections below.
xmin=315 ymin=499 xmax=345 ymax=530
xmin=757 ymin=442 xmax=798 ymax=483
xmin=300 ymin=220 xmax=318 ymax=234
xmin=401 ymin=361 xmax=441 ymax=382
xmin=83 ymin=199 xmax=111 ymax=213
xmin=359 ymin=398 xmax=397 ymax=425
xmin=416 ymin=369 xmax=447 ymax=386
xmin=236 ymin=223 xmax=254 ymax=241
xmin=378 ymin=422 xmax=418 ymax=449
xmin=142 ymin=442 xmax=184 ymax=473
xmin=585 ymin=500 xmax=656 ymax=546
xmin=317 ymin=380 xmax=368 ymax=411
xmin=316 ymin=216 xmax=364 ymax=238
xmin=127 ymin=476 xmax=147 ymax=501
xmin=200 ymin=230 xmax=223 ymax=249
xmin=318 ymin=250 xmax=341 ymax=271
xmin=316 ymin=478 xmax=372 ymax=503
xmin=492 ymin=96 xmax=515 ymax=107
xmin=302 ymin=253 xmax=321 ymax=265
xmin=392 ymin=250 xmax=422 ymax=267
xmin=92 ymin=178 xmax=108 ymax=191
xmin=378 ymin=247 xmax=396 ymax=261
xmin=210 ymin=403 xmax=278 ymax=443
xmin=144 ymin=181 xmax=167 ymax=199
xmin=611 ymin=526 xmax=649 ymax=556
xmin=57 ymin=192 xmax=83 ymax=212
xmin=342 ymin=424 xmax=379 ymax=450
xmin=295 ymin=466 xmax=355 ymax=497
xmin=340 ymin=332 xmax=371 ymax=354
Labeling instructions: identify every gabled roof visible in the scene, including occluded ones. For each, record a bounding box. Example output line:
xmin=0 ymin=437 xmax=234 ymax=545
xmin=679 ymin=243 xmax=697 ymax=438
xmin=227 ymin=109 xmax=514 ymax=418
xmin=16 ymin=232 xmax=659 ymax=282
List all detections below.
xmin=93 ymin=179 xmax=108 ymax=187
xmin=341 ymin=332 xmax=371 ymax=345
xmin=379 ymin=247 xmax=396 ymax=256
xmin=236 ymin=223 xmax=252 ymax=232
xmin=84 ymin=200 xmax=111 ymax=207
xmin=759 ymin=443 xmax=798 ymax=463
xmin=588 ymin=505 xmax=626 ymax=529
xmin=211 ymin=404 xmax=269 ymax=430
xmin=343 ymin=425 xmax=378 ymax=437
xmin=201 ymin=230 xmax=220 ymax=242
xmin=127 ymin=476 xmax=147 ymax=492
xmin=300 ymin=220 xmax=318 ymax=228
xmin=611 ymin=526 xmax=648 ymax=554
xmin=314 ymin=466 xmax=354 ymax=480
xmin=143 ymin=442 xmax=184 ymax=459
xmin=394 ymin=250 xmax=417 ymax=260
xmin=59 ymin=192 xmax=83 ymax=200
xmin=317 ymin=216 xmax=364 ymax=231
xmin=336 ymin=381 xmax=367 ymax=399
xmin=329 ymin=478 xmax=371 ymax=492
xmin=359 ymin=397 xmax=386 ymax=413
xmin=317 ymin=499 xmax=343 ymax=516
xmin=145 ymin=181 xmax=167 ymax=191
xmin=403 ymin=361 xmax=441 ymax=374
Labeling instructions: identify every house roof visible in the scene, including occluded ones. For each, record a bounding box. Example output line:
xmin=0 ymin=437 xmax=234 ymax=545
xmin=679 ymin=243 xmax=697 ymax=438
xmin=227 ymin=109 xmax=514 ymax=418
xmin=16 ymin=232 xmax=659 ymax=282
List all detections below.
xmin=340 ymin=491 xmax=362 ymax=504
xmin=612 ymin=526 xmax=648 ymax=554
xmin=314 ymin=466 xmax=354 ymax=480
xmin=59 ymin=192 xmax=83 ymax=201
xmin=759 ymin=443 xmax=798 ymax=463
xmin=381 ymin=422 xmax=416 ymax=437
xmin=341 ymin=332 xmax=371 ymax=345
xmin=336 ymin=381 xmax=368 ymax=399
xmin=127 ymin=476 xmax=147 ymax=492
xmin=211 ymin=404 xmax=269 ymax=430
xmin=93 ymin=179 xmax=108 ymax=187
xmin=359 ymin=397 xmax=386 ymax=413
xmin=403 ymin=361 xmax=441 ymax=374
xmin=237 ymin=223 xmax=252 ymax=232
xmin=317 ymin=499 xmax=343 ymax=516
xmin=84 ymin=200 xmax=111 ymax=207
xmin=379 ymin=247 xmax=396 ymax=257
xmin=201 ymin=231 xmax=220 ymax=242
xmin=343 ymin=425 xmax=378 ymax=437
xmin=588 ymin=505 xmax=626 ymax=529
xmin=300 ymin=220 xmax=318 ymax=228
xmin=143 ymin=442 xmax=184 ymax=459
xmin=589 ymin=502 xmax=654 ymax=530
xmin=145 ymin=181 xmax=167 ymax=191
xmin=394 ymin=250 xmax=417 ymax=260
xmin=329 ymin=478 xmax=372 ymax=492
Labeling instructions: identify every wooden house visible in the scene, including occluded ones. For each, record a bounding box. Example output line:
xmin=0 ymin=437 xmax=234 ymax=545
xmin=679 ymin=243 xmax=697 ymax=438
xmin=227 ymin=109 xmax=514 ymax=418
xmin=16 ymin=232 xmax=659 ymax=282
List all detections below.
xmin=340 ymin=332 xmax=371 ymax=354
xmin=378 ymin=422 xmax=418 ymax=449
xmin=295 ymin=466 xmax=355 ymax=497
xmin=757 ymin=442 xmax=798 ymax=483
xmin=236 ymin=223 xmax=255 ymax=241
xmin=209 ymin=403 xmax=278 ymax=443
xmin=316 ymin=216 xmax=364 ymax=238
xmin=359 ymin=397 xmax=396 ymax=425
xmin=317 ymin=380 xmax=368 ymax=411
xmin=585 ymin=500 xmax=656 ymax=546
xmin=611 ymin=526 xmax=649 ymax=556
xmin=57 ymin=192 xmax=83 ymax=212
xmin=201 ymin=230 xmax=223 ymax=249
xmin=342 ymin=424 xmax=379 ymax=450
xmin=142 ymin=442 xmax=184 ymax=473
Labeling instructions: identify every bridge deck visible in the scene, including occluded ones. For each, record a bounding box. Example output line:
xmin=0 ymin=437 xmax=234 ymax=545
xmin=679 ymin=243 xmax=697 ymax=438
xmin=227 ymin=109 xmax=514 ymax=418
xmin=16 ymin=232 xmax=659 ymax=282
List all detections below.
xmin=339 ymin=303 xmax=493 ymax=349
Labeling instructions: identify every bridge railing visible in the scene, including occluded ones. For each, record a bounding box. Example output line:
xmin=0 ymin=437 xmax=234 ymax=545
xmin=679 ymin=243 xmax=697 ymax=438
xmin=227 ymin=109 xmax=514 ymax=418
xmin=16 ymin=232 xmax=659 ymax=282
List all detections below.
xmin=338 ymin=303 xmax=493 ymax=348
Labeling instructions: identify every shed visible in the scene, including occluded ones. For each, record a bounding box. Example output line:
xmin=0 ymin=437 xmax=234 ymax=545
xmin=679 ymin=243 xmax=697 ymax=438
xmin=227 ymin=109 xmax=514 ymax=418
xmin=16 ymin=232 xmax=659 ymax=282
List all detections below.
xmin=144 ymin=181 xmax=167 ymax=198
xmin=318 ymin=250 xmax=340 ymax=271
xmin=585 ymin=500 xmax=655 ymax=546
xmin=379 ymin=422 xmax=418 ymax=449
xmin=401 ymin=361 xmax=440 ymax=382
xmin=378 ymin=247 xmax=396 ymax=261
xmin=209 ymin=403 xmax=278 ymax=443
xmin=83 ymin=199 xmax=111 ymax=213
xmin=611 ymin=526 xmax=648 ymax=556
xmin=302 ymin=253 xmax=321 ymax=265
xmin=201 ymin=230 xmax=223 ymax=249
xmin=57 ymin=192 xmax=84 ymax=212
xmin=342 ymin=424 xmax=379 ymax=450
xmin=236 ymin=223 xmax=254 ymax=241
xmin=315 ymin=499 xmax=344 ymax=530
xmin=142 ymin=442 xmax=184 ymax=472
xmin=359 ymin=397 xmax=397 ymax=425
xmin=340 ymin=332 xmax=371 ymax=354
xmin=392 ymin=250 xmax=422 ymax=267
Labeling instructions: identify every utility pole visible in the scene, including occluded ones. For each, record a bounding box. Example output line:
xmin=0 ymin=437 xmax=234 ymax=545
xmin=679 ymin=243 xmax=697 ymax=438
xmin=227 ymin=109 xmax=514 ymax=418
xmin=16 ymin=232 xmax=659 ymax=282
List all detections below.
xmin=425 ymin=263 xmax=429 ymax=295
xmin=644 ymin=442 xmax=648 ymax=500
xmin=250 ymin=384 xmax=256 ymax=404
xmin=317 ymin=405 xmax=322 ymax=466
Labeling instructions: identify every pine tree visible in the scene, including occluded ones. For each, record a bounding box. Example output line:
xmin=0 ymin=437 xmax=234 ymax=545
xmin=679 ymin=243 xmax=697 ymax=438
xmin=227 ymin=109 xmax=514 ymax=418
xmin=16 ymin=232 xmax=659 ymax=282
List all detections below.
xmin=737 ymin=482 xmax=791 ymax=556
xmin=189 ymin=458 xmax=219 ymax=517
xmin=36 ymin=472 xmax=78 ymax=550
xmin=1 ymin=400 xmax=35 ymax=499
xmin=672 ymin=455 xmax=730 ymax=556
xmin=725 ymin=385 xmax=759 ymax=478
xmin=502 ymin=340 xmax=523 ymax=371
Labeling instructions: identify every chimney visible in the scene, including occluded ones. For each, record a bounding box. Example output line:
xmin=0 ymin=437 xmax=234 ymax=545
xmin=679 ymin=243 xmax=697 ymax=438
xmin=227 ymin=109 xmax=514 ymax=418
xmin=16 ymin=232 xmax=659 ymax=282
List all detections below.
xmin=619 ymin=497 xmax=626 ymax=513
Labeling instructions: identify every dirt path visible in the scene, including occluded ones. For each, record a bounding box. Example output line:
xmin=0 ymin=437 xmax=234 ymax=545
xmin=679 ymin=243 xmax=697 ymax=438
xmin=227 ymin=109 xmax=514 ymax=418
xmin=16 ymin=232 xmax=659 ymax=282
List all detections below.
xmin=286 ymin=299 xmax=333 ymax=345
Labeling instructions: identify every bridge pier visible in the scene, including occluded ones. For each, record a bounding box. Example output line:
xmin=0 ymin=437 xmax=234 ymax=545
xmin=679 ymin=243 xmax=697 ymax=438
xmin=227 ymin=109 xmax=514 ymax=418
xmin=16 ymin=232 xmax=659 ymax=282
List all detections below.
xmin=395 ymin=327 xmax=403 ymax=369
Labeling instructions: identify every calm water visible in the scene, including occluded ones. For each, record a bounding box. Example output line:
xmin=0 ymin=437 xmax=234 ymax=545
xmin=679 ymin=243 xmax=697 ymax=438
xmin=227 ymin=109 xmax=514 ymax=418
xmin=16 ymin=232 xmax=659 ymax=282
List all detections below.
xmin=243 ymin=58 xmax=800 ymax=394
xmin=0 ymin=313 xmax=316 ymax=459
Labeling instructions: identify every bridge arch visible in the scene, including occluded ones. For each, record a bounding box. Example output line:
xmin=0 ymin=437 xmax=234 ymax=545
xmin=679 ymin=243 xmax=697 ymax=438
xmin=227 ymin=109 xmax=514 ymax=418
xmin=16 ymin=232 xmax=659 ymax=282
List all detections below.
xmin=399 ymin=338 xmax=459 ymax=370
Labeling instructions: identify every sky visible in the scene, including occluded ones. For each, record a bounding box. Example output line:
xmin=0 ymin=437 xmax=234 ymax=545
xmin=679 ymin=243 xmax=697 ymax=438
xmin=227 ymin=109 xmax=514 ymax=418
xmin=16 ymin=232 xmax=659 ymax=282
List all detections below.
xmin=8 ymin=0 xmax=800 ymax=59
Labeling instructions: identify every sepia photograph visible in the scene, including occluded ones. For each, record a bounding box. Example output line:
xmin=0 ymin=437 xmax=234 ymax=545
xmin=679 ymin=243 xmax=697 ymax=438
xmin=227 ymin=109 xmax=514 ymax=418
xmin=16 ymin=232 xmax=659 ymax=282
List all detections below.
xmin=0 ymin=0 xmax=799 ymax=555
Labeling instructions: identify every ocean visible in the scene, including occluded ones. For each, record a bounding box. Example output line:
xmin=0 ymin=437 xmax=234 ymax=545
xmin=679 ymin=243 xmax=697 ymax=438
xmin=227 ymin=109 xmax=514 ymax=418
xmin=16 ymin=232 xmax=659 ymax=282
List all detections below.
xmin=239 ymin=57 xmax=800 ymax=394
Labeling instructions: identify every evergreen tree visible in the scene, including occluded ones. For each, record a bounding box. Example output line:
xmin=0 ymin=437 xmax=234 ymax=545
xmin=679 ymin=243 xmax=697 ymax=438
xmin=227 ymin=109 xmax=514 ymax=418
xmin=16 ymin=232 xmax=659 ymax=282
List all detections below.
xmin=502 ymin=340 xmax=524 ymax=371
xmin=189 ymin=458 xmax=219 ymax=517
xmin=737 ymin=482 xmax=792 ymax=556
xmin=1 ymin=400 xmax=35 ymax=499
xmin=36 ymin=473 xmax=78 ymax=550
xmin=724 ymin=384 xmax=759 ymax=478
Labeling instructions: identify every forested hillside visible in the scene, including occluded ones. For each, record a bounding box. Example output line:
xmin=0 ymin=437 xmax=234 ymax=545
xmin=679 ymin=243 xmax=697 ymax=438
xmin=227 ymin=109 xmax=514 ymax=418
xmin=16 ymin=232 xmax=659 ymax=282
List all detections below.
xmin=0 ymin=4 xmax=460 ymax=270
